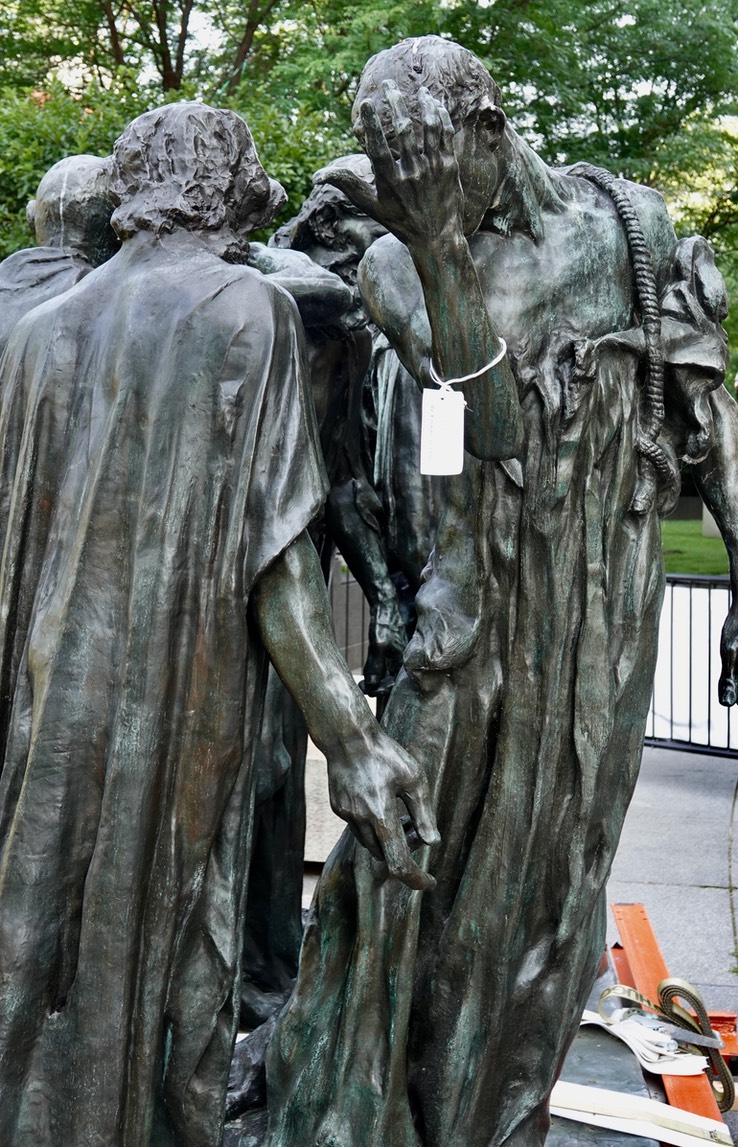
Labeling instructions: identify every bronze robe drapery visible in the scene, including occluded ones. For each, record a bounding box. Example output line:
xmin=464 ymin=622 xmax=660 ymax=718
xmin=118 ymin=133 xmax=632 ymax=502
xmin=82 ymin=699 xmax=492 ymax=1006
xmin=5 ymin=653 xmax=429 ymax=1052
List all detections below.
xmin=266 ymin=244 xmax=726 ymax=1147
xmin=0 ymin=236 xmax=326 ymax=1147
xmin=0 ymin=246 xmax=91 ymax=357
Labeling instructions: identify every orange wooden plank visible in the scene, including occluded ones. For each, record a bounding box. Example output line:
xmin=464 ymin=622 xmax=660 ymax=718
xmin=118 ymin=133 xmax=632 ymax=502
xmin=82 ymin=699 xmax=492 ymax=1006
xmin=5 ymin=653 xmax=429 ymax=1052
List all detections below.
xmin=609 ymin=941 xmax=634 ymax=988
xmin=610 ymin=902 xmax=724 ymax=1124
xmin=708 ymin=1012 xmax=738 ymax=1061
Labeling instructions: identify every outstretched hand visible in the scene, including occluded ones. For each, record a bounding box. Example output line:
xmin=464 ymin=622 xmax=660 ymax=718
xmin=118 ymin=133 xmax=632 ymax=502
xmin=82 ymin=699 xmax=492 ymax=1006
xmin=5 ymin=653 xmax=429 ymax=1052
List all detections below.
xmin=719 ymin=605 xmax=738 ymax=706
xmin=327 ymin=729 xmax=439 ymax=891
xmin=316 ymin=81 xmax=464 ymax=249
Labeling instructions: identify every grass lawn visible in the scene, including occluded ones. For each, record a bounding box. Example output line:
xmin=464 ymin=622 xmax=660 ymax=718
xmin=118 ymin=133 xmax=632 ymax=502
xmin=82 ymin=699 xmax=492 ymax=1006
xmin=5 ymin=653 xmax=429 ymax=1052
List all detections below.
xmin=660 ymin=518 xmax=730 ymax=575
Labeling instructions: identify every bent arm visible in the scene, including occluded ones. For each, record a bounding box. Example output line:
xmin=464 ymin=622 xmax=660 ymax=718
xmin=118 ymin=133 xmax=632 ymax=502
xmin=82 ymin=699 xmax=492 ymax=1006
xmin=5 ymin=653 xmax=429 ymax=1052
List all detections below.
xmin=408 ymin=233 xmax=523 ymax=460
xmin=325 ymin=88 xmax=523 ymax=461
xmin=248 ymin=243 xmax=352 ymax=329
xmin=359 ymin=236 xmax=522 ymax=461
xmin=691 ymin=385 xmax=738 ymax=705
xmin=251 ymin=529 xmax=438 ymax=888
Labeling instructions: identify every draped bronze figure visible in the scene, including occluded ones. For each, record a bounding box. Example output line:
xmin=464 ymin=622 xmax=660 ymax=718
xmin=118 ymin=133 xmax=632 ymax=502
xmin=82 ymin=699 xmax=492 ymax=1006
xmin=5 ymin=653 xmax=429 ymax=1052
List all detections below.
xmin=266 ymin=37 xmax=736 ymax=1147
xmin=0 ymin=103 xmax=436 ymax=1147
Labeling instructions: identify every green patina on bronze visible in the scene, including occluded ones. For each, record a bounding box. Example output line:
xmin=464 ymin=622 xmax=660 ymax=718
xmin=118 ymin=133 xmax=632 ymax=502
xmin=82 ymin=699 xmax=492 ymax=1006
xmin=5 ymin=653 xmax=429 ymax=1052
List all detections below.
xmin=0 ymin=102 xmax=438 ymax=1147
xmin=264 ymin=36 xmax=737 ymax=1147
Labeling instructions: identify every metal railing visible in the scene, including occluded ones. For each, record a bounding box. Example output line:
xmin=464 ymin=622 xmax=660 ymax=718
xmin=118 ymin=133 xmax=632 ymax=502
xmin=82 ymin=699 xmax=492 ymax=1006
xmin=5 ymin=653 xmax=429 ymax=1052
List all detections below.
xmin=329 ymin=555 xmax=369 ymax=674
xmin=646 ymin=572 xmax=737 ymax=756
xmin=330 ymin=561 xmax=738 ymax=757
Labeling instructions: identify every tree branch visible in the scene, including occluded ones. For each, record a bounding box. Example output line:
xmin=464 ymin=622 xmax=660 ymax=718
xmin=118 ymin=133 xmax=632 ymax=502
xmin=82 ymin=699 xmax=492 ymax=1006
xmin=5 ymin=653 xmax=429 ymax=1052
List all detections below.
xmin=174 ymin=0 xmax=194 ymax=85
xmin=149 ymin=0 xmax=176 ymax=88
xmin=225 ymin=0 xmax=279 ymax=95
xmin=100 ymin=0 xmax=126 ymax=66
xmin=125 ymin=0 xmax=162 ymax=65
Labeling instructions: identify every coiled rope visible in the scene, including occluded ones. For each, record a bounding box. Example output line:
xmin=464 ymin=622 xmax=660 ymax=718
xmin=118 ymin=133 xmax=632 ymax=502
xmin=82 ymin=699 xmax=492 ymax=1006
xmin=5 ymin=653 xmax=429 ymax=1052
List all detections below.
xmin=570 ymin=163 xmax=674 ymax=502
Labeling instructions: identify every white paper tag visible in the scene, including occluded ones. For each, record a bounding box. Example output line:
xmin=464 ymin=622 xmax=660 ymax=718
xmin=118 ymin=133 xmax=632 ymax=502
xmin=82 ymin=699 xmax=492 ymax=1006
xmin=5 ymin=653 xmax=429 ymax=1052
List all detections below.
xmin=420 ymin=387 xmax=465 ymax=475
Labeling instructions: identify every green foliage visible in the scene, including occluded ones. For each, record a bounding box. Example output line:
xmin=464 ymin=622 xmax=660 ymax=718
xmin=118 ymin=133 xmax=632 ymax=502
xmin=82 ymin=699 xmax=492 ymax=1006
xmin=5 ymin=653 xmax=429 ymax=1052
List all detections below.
xmin=0 ymin=79 xmax=162 ymax=257
xmin=220 ymin=0 xmax=738 ymax=191
xmin=658 ymin=117 xmax=738 ymax=389
xmin=237 ymin=1 xmax=441 ymax=122
xmin=0 ymin=0 xmax=102 ymax=90
xmin=222 ymin=94 xmax=353 ymax=230
xmin=457 ymin=0 xmax=738 ymax=184
xmin=220 ymin=0 xmax=738 ymax=264
xmin=3 ymin=0 xmax=738 ymax=365
xmin=219 ymin=1 xmax=445 ymax=219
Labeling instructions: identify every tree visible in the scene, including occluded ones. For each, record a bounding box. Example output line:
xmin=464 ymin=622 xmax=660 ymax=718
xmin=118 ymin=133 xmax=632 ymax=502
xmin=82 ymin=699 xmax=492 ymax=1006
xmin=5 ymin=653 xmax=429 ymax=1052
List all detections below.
xmin=660 ymin=116 xmax=738 ymax=384
xmin=0 ymin=0 xmax=291 ymax=94
xmin=215 ymin=0 xmax=738 ymax=186
xmin=0 ymin=81 xmax=158 ymax=255
xmin=2 ymin=0 xmax=738 ymax=344
xmin=443 ymin=0 xmax=738 ymax=180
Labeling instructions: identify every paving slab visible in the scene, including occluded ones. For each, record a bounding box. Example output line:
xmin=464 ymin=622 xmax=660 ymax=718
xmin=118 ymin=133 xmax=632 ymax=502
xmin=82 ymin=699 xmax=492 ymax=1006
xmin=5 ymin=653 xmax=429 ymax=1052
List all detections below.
xmin=303 ymin=756 xmax=344 ymax=867
xmin=548 ymin=965 xmax=659 ymax=1146
xmin=607 ymin=744 xmax=737 ymax=1142
xmin=607 ymin=746 xmax=737 ymax=1003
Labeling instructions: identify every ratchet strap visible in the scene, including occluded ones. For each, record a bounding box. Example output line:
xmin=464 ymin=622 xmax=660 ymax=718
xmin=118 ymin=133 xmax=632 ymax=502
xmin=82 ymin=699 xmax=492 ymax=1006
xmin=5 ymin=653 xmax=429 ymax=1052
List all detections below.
xmin=551 ymin=1080 xmax=733 ymax=1146
xmin=599 ymin=981 xmax=735 ymax=1112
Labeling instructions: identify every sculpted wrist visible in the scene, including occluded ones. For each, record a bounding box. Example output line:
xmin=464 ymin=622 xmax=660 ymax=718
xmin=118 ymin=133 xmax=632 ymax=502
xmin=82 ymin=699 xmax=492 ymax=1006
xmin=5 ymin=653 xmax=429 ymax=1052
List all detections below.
xmin=316 ymin=692 xmax=378 ymax=762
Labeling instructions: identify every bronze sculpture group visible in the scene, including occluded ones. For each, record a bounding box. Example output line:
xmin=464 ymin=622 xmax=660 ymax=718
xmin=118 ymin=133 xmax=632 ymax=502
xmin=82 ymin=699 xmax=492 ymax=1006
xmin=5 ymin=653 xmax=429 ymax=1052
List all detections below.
xmin=0 ymin=34 xmax=735 ymax=1147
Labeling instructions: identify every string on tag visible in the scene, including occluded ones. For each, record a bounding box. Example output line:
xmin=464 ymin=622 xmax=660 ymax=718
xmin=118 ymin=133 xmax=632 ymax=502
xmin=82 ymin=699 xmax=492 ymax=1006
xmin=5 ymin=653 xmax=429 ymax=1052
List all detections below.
xmin=428 ymin=338 xmax=507 ymax=393
xmin=420 ymin=341 xmax=507 ymax=476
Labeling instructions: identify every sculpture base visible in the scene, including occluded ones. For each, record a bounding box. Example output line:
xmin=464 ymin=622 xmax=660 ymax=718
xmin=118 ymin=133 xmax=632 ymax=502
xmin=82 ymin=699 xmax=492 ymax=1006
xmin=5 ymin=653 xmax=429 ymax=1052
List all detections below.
xmin=548 ymin=963 xmax=659 ymax=1145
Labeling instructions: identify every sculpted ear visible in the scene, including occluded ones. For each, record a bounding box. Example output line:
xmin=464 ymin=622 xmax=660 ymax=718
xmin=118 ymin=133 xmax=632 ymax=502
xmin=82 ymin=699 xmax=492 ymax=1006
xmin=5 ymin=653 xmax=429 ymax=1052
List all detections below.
xmin=26 ymin=199 xmax=37 ymax=237
xmin=478 ymin=105 xmax=506 ymax=149
xmin=312 ymin=202 xmax=339 ymax=247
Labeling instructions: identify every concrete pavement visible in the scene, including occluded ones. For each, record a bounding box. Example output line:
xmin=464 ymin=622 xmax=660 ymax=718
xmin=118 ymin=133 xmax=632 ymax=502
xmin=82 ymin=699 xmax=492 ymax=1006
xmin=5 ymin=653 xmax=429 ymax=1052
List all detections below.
xmin=606 ymin=743 xmax=737 ymax=1141
xmin=305 ymin=744 xmax=738 ymax=1014
xmin=606 ymin=746 xmax=736 ymax=1012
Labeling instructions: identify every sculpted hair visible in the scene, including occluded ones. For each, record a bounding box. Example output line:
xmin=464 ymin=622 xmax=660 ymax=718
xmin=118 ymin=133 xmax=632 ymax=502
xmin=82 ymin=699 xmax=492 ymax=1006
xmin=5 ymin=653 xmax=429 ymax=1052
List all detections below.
xmin=353 ymin=35 xmax=501 ymax=131
xmin=28 ymin=155 xmax=113 ymax=240
xmin=110 ymin=102 xmax=285 ymax=238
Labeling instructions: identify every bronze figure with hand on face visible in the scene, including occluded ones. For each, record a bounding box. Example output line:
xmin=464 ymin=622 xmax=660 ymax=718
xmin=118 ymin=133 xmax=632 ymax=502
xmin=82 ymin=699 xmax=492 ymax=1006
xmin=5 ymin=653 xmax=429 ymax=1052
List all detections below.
xmin=266 ymin=36 xmax=736 ymax=1147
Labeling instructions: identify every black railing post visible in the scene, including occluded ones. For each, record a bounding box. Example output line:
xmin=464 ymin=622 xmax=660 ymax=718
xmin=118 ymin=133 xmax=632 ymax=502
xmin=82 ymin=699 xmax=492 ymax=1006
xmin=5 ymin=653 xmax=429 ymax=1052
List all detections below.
xmin=330 ymin=566 xmax=736 ymax=756
xmin=646 ymin=572 xmax=735 ymax=757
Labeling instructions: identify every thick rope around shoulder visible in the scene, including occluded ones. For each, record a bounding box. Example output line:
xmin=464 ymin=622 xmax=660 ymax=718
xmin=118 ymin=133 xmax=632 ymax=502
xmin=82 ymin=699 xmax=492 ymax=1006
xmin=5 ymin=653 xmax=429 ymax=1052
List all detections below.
xmin=570 ymin=163 xmax=675 ymax=497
